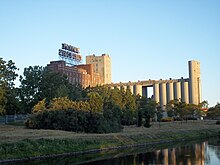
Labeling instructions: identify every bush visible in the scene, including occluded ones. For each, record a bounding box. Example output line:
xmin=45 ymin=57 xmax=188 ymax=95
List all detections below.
xmin=216 ymin=120 xmax=220 ymax=125
xmin=174 ymin=117 xmax=183 ymax=121
xmin=25 ymin=108 xmax=122 ymax=133
xmin=161 ymin=117 xmax=173 ymax=122
xmin=184 ymin=117 xmax=198 ymax=120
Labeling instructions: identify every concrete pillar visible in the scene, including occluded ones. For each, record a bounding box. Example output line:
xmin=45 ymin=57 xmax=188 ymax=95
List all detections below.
xmin=181 ymin=81 xmax=189 ymax=104
xmin=159 ymin=83 xmax=167 ymax=109
xmin=166 ymin=82 xmax=174 ymax=103
xmin=153 ymin=83 xmax=159 ymax=103
xmin=127 ymin=85 xmax=134 ymax=95
xmin=135 ymin=84 xmax=142 ymax=96
xmin=122 ymin=85 xmax=127 ymax=92
xmin=174 ymin=82 xmax=181 ymax=101
xmin=189 ymin=60 xmax=201 ymax=105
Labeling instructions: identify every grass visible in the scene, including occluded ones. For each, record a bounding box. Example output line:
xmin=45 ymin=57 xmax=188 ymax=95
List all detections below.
xmin=0 ymin=120 xmax=219 ymax=161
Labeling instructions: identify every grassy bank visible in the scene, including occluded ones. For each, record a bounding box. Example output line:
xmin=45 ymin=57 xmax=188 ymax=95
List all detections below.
xmin=0 ymin=120 xmax=219 ymax=163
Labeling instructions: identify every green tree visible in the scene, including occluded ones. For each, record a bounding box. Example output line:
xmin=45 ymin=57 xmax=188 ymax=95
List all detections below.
xmin=123 ymin=89 xmax=137 ymax=110
xmin=19 ymin=66 xmax=44 ymax=113
xmin=166 ymin=99 xmax=181 ymax=118
xmin=19 ymin=66 xmax=84 ymax=113
xmin=166 ymin=100 xmax=175 ymax=117
xmin=120 ymin=89 xmax=137 ymax=125
xmin=39 ymin=68 xmax=84 ymax=101
xmin=55 ymin=84 xmax=70 ymax=98
xmin=5 ymin=88 xmax=22 ymax=115
xmin=87 ymin=92 xmax=103 ymax=113
xmin=109 ymin=88 xmax=124 ymax=109
xmin=136 ymin=97 xmax=156 ymax=127
xmin=0 ymin=58 xmax=18 ymax=115
xmin=197 ymin=100 xmax=209 ymax=117
xmin=166 ymin=99 xmax=188 ymax=120
xmin=0 ymin=87 xmax=6 ymax=115
xmin=207 ymin=102 xmax=220 ymax=118
xmin=0 ymin=58 xmax=18 ymax=88
xmin=88 ymin=86 xmax=137 ymax=112
xmin=156 ymin=105 xmax=163 ymax=122
xmin=177 ymin=101 xmax=188 ymax=121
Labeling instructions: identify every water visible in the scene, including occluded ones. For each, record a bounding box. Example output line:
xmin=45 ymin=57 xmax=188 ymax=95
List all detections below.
xmin=16 ymin=137 xmax=220 ymax=165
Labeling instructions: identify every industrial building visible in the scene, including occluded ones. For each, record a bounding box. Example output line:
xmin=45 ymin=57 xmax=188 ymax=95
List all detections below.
xmin=106 ymin=60 xmax=201 ymax=107
xmin=86 ymin=54 xmax=111 ymax=84
xmin=47 ymin=53 xmax=112 ymax=88
xmin=47 ymin=60 xmax=102 ymax=88
xmin=48 ymin=43 xmax=111 ymax=88
xmin=49 ymin=44 xmax=201 ymax=107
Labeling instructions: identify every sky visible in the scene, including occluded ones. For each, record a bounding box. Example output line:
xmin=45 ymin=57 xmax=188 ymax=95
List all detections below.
xmin=0 ymin=0 xmax=220 ymax=107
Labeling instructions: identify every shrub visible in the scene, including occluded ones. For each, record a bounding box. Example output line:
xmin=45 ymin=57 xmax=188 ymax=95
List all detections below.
xmin=184 ymin=117 xmax=198 ymax=120
xmin=49 ymin=97 xmax=73 ymax=110
xmin=174 ymin=117 xmax=183 ymax=121
xmin=161 ymin=117 xmax=173 ymax=122
xmin=25 ymin=108 xmax=122 ymax=133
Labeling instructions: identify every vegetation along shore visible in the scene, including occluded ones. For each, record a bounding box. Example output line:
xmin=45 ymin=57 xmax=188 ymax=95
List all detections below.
xmin=0 ymin=120 xmax=219 ymax=163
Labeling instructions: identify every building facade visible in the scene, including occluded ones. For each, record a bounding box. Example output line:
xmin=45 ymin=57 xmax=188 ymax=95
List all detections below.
xmin=86 ymin=54 xmax=111 ymax=84
xmin=47 ymin=60 xmax=102 ymax=88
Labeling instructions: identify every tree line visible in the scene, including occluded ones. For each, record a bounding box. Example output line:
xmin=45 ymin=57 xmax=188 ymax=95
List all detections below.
xmin=1 ymin=58 xmax=219 ymax=132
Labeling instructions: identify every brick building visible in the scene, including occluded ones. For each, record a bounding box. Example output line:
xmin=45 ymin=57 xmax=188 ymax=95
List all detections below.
xmin=47 ymin=60 xmax=102 ymax=88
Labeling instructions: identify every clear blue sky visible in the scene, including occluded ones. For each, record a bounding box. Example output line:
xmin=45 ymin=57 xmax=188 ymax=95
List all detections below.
xmin=1 ymin=0 xmax=220 ymax=106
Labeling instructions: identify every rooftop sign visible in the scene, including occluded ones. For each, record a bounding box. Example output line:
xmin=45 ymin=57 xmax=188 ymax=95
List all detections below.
xmin=58 ymin=43 xmax=82 ymax=63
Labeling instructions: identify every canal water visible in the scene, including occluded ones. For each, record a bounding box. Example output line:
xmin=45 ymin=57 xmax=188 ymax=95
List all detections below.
xmin=17 ymin=137 xmax=220 ymax=165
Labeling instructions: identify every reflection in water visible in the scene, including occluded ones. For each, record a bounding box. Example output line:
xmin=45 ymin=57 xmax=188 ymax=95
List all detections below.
xmin=82 ymin=138 xmax=220 ymax=165
xmin=15 ymin=138 xmax=220 ymax=165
